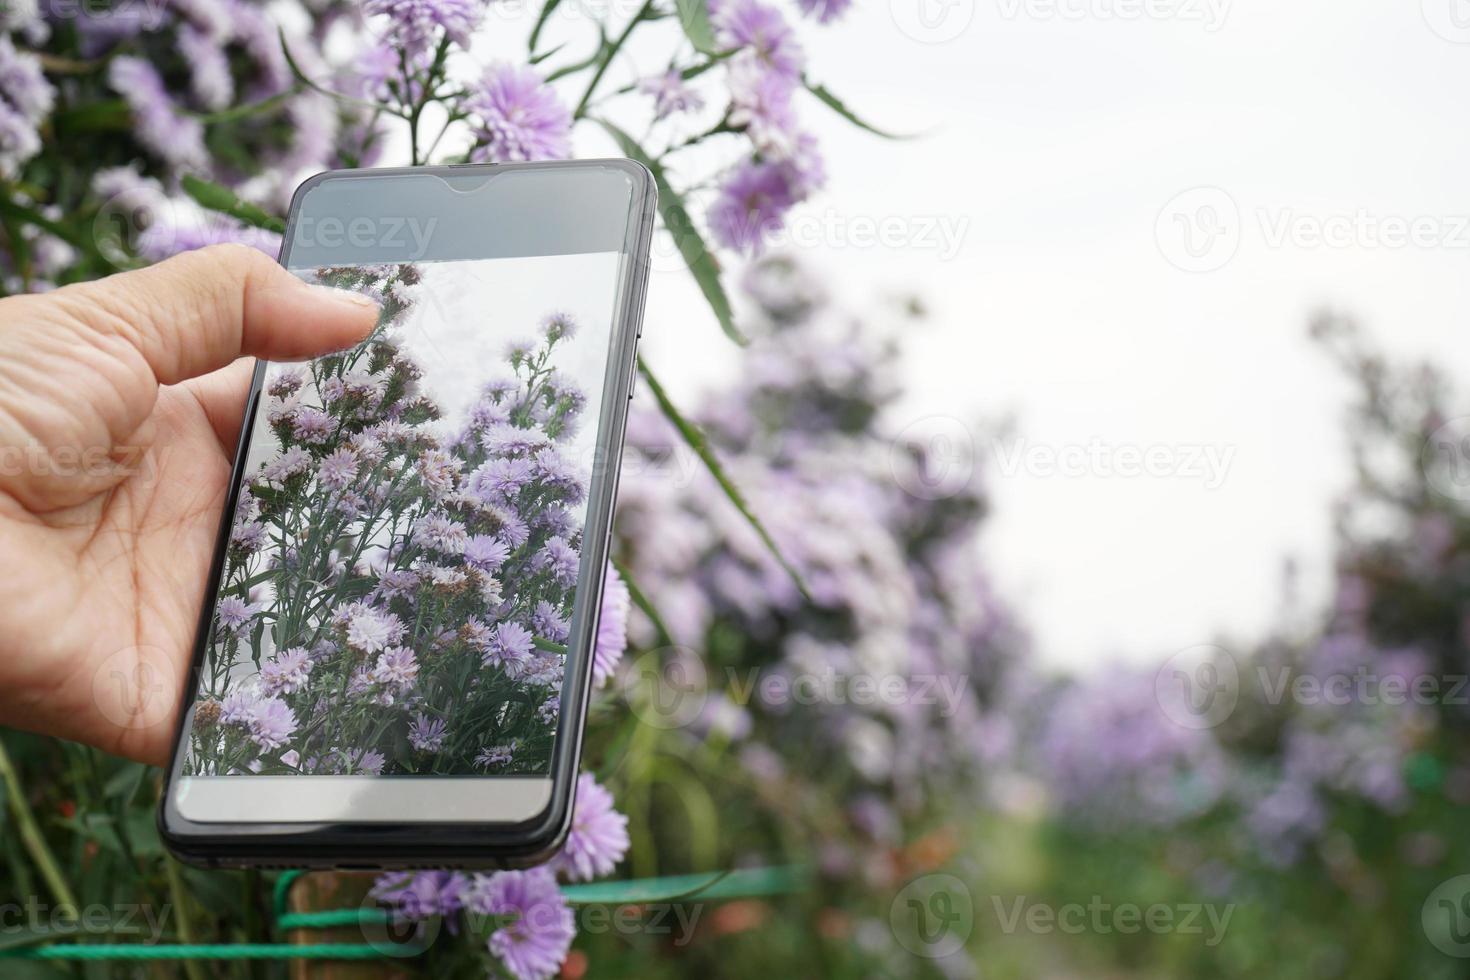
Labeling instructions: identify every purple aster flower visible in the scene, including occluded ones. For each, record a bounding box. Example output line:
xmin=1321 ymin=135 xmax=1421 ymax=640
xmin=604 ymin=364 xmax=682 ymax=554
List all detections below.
xmin=220 ymin=689 xmax=258 ymax=726
xmin=727 ymin=57 xmax=799 ymax=155
xmin=231 ymin=520 xmax=267 ymax=553
xmin=262 ymin=446 xmax=313 ymax=483
xmin=714 ymin=0 xmax=804 ymax=82
xmin=593 ymin=565 xmax=629 ymax=687
xmin=464 ymin=63 xmax=572 ymax=163
xmin=260 ymin=646 xmax=312 ymax=695
xmin=372 ymin=871 xmax=468 ymax=920
xmin=176 ymin=25 xmax=233 ymax=110
xmin=483 ymin=423 xmax=552 ymax=456
xmin=216 ymin=595 xmax=262 ymax=633
xmin=413 ymin=512 xmax=469 ymax=555
xmin=291 ymin=407 xmax=334 ymax=444
xmin=485 ymin=622 xmax=535 ymax=672
xmin=0 ymin=101 xmax=38 ymax=180
xmin=535 ymin=537 xmax=579 ymax=588
xmin=347 ymin=606 xmax=405 ymax=654
xmin=797 ymin=0 xmax=852 ymax=22
xmin=532 ymin=601 xmax=569 ymax=644
xmin=468 ymin=868 xmax=575 ymax=980
xmin=536 ymin=695 xmax=560 ymax=725
xmin=638 ymin=68 xmax=705 ymax=120
xmin=474 ymin=743 xmax=516 ymax=769
xmin=707 ymin=159 xmax=798 ymax=255
xmin=408 ymin=713 xmax=448 ymax=752
xmin=371 ymin=646 xmax=420 ymax=692
xmin=248 ymin=696 xmax=297 ymax=751
xmin=531 ymin=449 xmax=585 ymax=503
xmin=552 ymin=773 xmax=630 ymax=882
xmin=465 ymin=534 xmax=511 ymax=572
xmin=317 ymin=447 xmax=359 ymax=491
xmin=470 ymin=456 xmax=535 ymax=501
xmin=0 ymin=35 xmax=54 ymax=124
xmin=107 ymin=56 xmax=208 ymax=171
xmin=487 ymin=505 xmax=531 ymax=549
xmin=364 ymin=0 xmax=484 ymax=54
xmin=540 ymin=312 xmax=578 ymax=343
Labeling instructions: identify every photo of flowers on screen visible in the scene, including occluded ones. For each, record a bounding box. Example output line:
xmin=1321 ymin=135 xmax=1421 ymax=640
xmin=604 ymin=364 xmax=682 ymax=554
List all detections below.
xmin=184 ymin=258 xmax=614 ymax=777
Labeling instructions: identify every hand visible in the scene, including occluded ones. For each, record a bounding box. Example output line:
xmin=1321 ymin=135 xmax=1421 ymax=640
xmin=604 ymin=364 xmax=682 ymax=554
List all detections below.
xmin=0 ymin=244 xmax=378 ymax=766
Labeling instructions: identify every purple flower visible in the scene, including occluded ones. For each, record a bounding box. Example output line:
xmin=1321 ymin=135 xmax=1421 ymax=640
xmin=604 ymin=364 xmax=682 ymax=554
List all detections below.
xmin=0 ymin=101 xmax=38 ymax=180
xmin=371 ymin=646 xmax=420 ymax=692
xmin=714 ymin=0 xmax=804 ymax=82
xmin=485 ymin=622 xmax=535 ymax=672
xmin=248 ymin=696 xmax=297 ymax=751
xmin=638 ymin=68 xmax=705 ymax=120
xmin=465 ymin=534 xmax=511 ymax=572
xmin=797 ymin=0 xmax=852 ymax=23
xmin=471 ymin=456 xmax=534 ymax=500
xmin=727 ymin=58 xmax=799 ymax=154
xmin=552 ymin=773 xmax=630 ymax=882
xmin=533 ymin=601 xmax=569 ymax=644
xmin=372 ymin=871 xmax=468 ymax=920
xmin=177 ymin=25 xmax=233 ymax=110
xmin=216 ymin=595 xmax=262 ymax=633
xmin=317 ymin=447 xmax=359 ymax=490
xmin=413 ymin=512 xmax=469 ymax=555
xmin=467 ymin=868 xmax=575 ymax=980
xmin=260 ymin=647 xmax=312 ymax=695
xmin=220 ymin=689 xmax=258 ymax=726
xmin=364 ymin=0 xmax=484 ymax=55
xmin=708 ymin=160 xmax=797 ymax=255
xmin=474 ymin=743 xmax=516 ymax=769
xmin=464 ymin=64 xmax=571 ymax=163
xmin=291 ymin=407 xmax=334 ymax=444
xmin=409 ymin=713 xmax=448 ymax=752
xmin=231 ymin=520 xmax=266 ymax=553
xmin=593 ymin=565 xmax=629 ymax=687
xmin=535 ymin=537 xmax=579 ymax=588
xmin=107 ymin=56 xmax=208 ymax=171
xmin=346 ymin=606 xmax=405 ymax=654
xmin=262 ymin=446 xmax=313 ymax=483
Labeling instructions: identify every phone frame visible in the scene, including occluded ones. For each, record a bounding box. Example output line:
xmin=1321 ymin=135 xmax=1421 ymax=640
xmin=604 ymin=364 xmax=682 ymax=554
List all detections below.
xmin=158 ymin=159 xmax=656 ymax=869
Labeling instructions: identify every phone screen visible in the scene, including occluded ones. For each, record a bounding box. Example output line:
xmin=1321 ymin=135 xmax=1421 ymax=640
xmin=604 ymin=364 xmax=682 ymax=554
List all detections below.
xmin=168 ymin=164 xmax=646 ymax=825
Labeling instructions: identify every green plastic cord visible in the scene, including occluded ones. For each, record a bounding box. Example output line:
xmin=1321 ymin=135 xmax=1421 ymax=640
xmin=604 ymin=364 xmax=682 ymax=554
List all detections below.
xmin=0 ymin=865 xmax=806 ymax=962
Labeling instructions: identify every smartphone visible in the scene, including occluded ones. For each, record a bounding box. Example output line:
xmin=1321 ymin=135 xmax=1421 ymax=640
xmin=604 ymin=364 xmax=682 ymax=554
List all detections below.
xmin=158 ymin=160 xmax=655 ymax=868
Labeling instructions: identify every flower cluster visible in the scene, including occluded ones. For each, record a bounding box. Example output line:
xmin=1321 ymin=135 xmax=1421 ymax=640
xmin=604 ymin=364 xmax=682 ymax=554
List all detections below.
xmin=371 ymin=772 xmax=629 ymax=980
xmin=188 ymin=264 xmax=627 ymax=778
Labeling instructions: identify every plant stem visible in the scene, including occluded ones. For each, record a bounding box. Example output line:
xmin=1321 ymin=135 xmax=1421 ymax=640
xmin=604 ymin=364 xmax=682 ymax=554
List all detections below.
xmin=163 ymin=857 xmax=211 ymax=980
xmin=0 ymin=739 xmax=79 ymax=915
xmin=574 ymin=0 xmax=656 ymax=120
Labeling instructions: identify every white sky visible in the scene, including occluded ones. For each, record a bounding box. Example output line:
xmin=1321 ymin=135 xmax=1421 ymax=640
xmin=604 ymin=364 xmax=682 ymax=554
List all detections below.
xmin=478 ymin=0 xmax=1470 ymax=668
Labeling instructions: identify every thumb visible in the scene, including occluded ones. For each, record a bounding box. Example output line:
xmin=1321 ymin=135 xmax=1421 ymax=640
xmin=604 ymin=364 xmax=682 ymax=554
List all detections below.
xmin=60 ymin=242 xmax=380 ymax=383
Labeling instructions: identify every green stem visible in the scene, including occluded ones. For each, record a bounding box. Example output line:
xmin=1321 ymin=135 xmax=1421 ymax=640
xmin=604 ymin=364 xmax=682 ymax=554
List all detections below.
xmin=574 ymin=0 xmax=656 ymax=120
xmin=163 ymin=857 xmax=210 ymax=980
xmin=0 ymin=740 xmax=79 ymax=915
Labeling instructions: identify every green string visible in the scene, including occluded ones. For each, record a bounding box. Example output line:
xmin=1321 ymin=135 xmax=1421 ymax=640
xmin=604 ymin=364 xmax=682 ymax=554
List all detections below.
xmin=0 ymin=865 xmax=806 ymax=962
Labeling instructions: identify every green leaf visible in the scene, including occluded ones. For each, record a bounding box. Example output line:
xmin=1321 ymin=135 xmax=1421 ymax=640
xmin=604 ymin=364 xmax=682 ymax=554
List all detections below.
xmin=529 ymin=0 xmax=565 ymax=55
xmin=674 ymin=0 xmax=718 ymax=54
xmin=560 ymin=866 xmax=806 ymax=905
xmin=612 ymin=557 xmax=674 ymax=649
xmin=180 ymin=175 xmax=285 ymax=234
xmin=637 ymin=359 xmax=811 ymax=601
xmin=804 ymin=79 xmax=911 ymax=139
xmin=595 ymin=119 xmax=744 ymax=345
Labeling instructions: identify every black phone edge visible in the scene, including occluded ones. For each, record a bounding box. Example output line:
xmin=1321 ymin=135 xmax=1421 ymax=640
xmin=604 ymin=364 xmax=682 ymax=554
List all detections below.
xmin=155 ymin=159 xmax=657 ymax=870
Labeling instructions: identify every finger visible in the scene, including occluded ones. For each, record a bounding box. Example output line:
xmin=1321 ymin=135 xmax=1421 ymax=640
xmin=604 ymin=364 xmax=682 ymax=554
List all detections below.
xmin=179 ymin=358 xmax=259 ymax=453
xmin=54 ymin=243 xmax=379 ymax=386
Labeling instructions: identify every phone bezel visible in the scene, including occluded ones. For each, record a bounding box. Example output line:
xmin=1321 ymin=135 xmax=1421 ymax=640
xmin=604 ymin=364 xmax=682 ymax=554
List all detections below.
xmin=158 ymin=159 xmax=656 ymax=869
